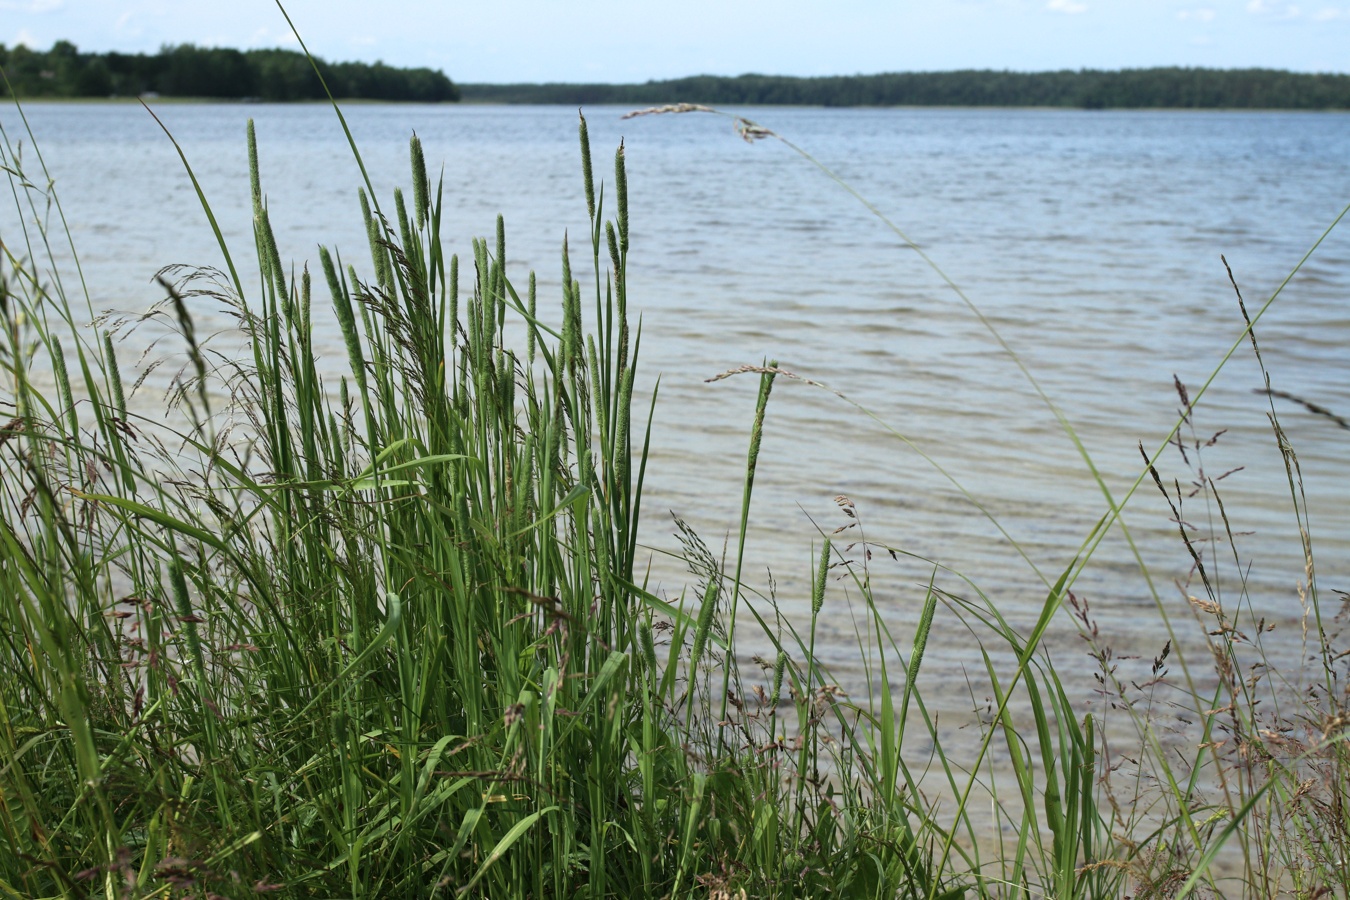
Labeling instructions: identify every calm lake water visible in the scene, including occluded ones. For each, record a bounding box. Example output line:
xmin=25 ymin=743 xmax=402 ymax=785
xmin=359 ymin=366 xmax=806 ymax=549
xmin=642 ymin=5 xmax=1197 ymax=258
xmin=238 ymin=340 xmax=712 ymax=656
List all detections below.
xmin=4 ymin=101 xmax=1348 ymax=697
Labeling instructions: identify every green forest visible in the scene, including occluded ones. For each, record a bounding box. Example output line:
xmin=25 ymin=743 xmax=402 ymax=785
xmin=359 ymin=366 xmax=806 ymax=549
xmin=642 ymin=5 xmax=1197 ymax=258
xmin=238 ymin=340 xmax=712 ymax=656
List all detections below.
xmin=0 ymin=41 xmax=459 ymax=102
xmin=460 ymin=67 xmax=1350 ymax=109
xmin=2 ymin=41 xmax=1346 ymax=108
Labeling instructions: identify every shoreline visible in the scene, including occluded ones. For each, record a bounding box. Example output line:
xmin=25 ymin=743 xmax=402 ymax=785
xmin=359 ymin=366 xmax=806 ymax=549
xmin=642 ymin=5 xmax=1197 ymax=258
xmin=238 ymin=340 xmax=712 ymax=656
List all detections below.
xmin=7 ymin=95 xmax=1350 ymax=113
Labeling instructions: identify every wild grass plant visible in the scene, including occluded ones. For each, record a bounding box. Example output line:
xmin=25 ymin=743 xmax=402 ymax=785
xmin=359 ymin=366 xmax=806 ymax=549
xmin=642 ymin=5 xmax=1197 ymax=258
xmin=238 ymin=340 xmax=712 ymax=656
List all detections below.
xmin=0 ymin=94 xmax=986 ymax=896
xmin=1 ymin=59 xmax=1348 ymax=900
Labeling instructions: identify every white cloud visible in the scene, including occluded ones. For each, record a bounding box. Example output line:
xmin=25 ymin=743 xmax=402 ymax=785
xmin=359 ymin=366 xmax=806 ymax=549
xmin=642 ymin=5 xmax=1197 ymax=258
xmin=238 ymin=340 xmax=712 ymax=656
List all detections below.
xmin=1311 ymin=6 xmax=1344 ymax=19
xmin=10 ymin=26 xmax=37 ymax=47
xmin=246 ymin=27 xmax=302 ymax=48
xmin=1046 ymin=0 xmax=1087 ymax=11
xmin=1247 ymin=0 xmax=1303 ymax=13
xmin=1178 ymin=7 xmax=1217 ymax=20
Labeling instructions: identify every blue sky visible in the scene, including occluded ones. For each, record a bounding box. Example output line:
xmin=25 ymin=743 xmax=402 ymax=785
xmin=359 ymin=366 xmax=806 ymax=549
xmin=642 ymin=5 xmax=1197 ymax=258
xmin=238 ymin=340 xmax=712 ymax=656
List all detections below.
xmin=2 ymin=0 xmax=1347 ymax=82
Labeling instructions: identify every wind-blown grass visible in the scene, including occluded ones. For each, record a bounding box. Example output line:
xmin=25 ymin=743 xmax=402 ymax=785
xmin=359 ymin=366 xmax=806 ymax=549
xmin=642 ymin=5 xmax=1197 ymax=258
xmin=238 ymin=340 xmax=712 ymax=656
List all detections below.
xmin=1 ymin=76 xmax=1348 ymax=900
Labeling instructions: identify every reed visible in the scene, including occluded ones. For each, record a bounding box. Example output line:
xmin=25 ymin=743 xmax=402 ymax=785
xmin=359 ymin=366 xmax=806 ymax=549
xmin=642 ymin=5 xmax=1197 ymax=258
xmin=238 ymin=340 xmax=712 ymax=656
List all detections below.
xmin=1 ymin=73 xmax=1347 ymax=900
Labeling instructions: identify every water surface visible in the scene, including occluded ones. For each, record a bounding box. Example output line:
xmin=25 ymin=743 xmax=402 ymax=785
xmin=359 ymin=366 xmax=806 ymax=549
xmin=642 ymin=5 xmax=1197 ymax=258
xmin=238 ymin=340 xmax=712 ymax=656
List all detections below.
xmin=5 ymin=101 xmax=1348 ymax=693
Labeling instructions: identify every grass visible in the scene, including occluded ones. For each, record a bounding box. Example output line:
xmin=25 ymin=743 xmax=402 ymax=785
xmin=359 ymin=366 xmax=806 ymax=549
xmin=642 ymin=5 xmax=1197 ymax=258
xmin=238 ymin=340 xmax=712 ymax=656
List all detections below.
xmin=2 ymin=62 xmax=1349 ymax=900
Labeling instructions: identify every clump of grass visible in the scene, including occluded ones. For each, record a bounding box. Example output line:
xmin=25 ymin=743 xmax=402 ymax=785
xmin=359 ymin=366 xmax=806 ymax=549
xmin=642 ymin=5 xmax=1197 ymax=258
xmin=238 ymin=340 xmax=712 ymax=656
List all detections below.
xmin=0 ymin=102 xmax=984 ymax=898
xmin=3 ymin=75 xmax=1348 ymax=900
xmin=1061 ymin=264 xmax=1350 ymax=899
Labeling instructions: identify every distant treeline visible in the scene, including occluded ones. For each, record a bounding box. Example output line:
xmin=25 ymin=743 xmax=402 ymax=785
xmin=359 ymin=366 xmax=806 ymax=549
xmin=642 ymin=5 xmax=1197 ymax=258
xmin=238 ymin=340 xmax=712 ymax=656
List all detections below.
xmin=460 ymin=68 xmax=1350 ymax=110
xmin=0 ymin=41 xmax=459 ymax=102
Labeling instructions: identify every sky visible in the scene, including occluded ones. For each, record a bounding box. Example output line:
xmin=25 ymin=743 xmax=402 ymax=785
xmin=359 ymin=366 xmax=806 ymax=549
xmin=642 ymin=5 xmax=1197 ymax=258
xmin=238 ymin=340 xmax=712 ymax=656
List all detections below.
xmin=2 ymin=0 xmax=1348 ymax=82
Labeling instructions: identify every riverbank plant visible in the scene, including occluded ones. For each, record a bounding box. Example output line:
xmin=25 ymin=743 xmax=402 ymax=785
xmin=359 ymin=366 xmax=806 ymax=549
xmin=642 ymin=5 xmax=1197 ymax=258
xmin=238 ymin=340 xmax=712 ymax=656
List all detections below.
xmin=2 ymin=56 xmax=1348 ymax=900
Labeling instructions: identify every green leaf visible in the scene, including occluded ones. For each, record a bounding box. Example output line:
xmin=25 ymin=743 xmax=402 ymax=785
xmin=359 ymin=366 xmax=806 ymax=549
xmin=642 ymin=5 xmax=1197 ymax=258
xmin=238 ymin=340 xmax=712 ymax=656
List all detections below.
xmin=459 ymin=806 xmax=558 ymax=894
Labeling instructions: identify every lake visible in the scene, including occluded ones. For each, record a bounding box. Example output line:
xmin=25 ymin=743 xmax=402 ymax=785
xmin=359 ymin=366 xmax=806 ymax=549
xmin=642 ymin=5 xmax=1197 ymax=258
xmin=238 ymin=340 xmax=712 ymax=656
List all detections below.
xmin=4 ymin=101 xmax=1348 ymax=695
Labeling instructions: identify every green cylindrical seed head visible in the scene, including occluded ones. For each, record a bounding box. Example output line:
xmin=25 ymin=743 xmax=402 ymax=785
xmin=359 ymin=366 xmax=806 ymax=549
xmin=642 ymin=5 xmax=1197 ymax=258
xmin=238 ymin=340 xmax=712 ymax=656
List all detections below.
xmin=51 ymin=339 xmax=77 ymax=436
xmin=358 ymin=187 xmax=373 ymax=231
xmin=569 ymin=279 xmax=584 ymax=380
xmin=579 ymin=111 xmax=595 ymax=220
xmin=328 ymin=410 xmax=344 ymax=467
xmin=488 ymin=258 xmax=502 ymax=342
xmin=560 ymin=238 xmax=575 ymax=376
xmin=346 ymin=264 xmax=376 ymax=351
xmin=769 ymin=650 xmax=788 ymax=709
xmin=410 ymin=133 xmax=429 ymax=228
xmin=690 ymin=579 xmax=719 ymax=669
xmin=546 ymin=393 xmax=563 ymax=482
xmin=605 ymin=220 xmax=620 ymax=277
xmin=319 ymin=246 xmax=342 ymax=301
xmin=615 ymin=366 xmax=632 ymax=486
xmin=300 ymin=264 xmax=312 ymax=339
xmin=259 ymin=207 xmax=289 ymax=317
xmin=359 ymin=188 xmax=387 ymax=289
xmin=560 ymin=232 xmax=572 ymax=308
xmin=615 ymin=140 xmax=628 ymax=254
xmin=170 ymin=557 xmax=203 ymax=677
xmin=513 ymin=434 xmax=534 ymax=537
xmin=499 ymin=355 xmax=517 ymax=441
xmin=471 ymin=239 xmax=488 ymax=369
xmin=746 ymin=360 xmax=778 ymax=474
xmin=639 ymin=620 xmax=658 ymax=681
xmin=103 ymin=331 xmax=126 ymax=419
xmin=591 ymin=505 xmax=609 ymax=584
xmin=812 ymin=538 xmax=831 ymax=615
xmin=449 ymin=254 xmax=459 ymax=338
xmin=527 ymin=271 xmax=537 ymax=365
xmin=609 ymin=213 xmax=628 ymax=374
xmin=395 ymin=188 xmax=414 ymax=268
xmin=495 ymin=214 xmax=506 ymax=295
xmin=321 ymin=246 xmax=366 ymax=396
xmin=587 ymin=335 xmax=605 ymax=438
xmin=906 ymin=592 xmax=938 ymax=687
xmin=247 ymin=119 xmax=262 ymax=217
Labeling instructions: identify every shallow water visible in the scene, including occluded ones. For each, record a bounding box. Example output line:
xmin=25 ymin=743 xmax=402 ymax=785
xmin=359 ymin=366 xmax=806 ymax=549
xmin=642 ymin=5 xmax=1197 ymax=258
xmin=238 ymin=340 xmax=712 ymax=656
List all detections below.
xmin=4 ymin=101 xmax=1348 ymax=699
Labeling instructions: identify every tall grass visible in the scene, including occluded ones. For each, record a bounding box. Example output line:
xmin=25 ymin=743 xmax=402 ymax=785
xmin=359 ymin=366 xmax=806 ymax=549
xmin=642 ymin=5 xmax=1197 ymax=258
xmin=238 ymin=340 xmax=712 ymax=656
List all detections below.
xmin=1 ymin=87 xmax=1348 ymax=900
xmin=0 ymin=101 xmax=976 ymax=898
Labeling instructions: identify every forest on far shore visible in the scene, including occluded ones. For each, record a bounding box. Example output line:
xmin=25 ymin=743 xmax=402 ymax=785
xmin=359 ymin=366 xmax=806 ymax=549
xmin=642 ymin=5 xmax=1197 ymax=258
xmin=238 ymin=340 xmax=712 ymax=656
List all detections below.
xmin=0 ymin=41 xmax=459 ymax=102
xmin=3 ymin=42 xmax=1345 ymax=109
xmin=459 ymin=68 xmax=1350 ymax=109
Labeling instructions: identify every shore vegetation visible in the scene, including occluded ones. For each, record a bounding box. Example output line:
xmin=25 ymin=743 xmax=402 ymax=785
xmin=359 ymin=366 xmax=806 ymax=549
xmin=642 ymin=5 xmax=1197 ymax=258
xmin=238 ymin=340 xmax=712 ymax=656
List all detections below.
xmin=458 ymin=68 xmax=1350 ymax=110
xmin=0 ymin=41 xmax=458 ymax=102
